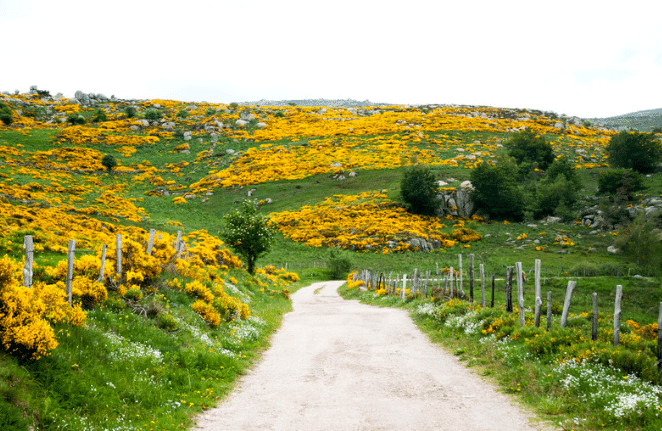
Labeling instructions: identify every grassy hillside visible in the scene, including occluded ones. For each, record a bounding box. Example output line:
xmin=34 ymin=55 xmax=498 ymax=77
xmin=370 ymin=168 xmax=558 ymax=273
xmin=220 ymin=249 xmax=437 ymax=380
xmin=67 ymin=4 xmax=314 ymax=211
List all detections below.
xmin=0 ymin=89 xmax=661 ymax=430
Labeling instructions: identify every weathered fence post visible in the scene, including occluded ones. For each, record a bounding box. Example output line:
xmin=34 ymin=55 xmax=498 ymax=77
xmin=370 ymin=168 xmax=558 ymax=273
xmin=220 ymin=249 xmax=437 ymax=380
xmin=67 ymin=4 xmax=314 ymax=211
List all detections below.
xmin=479 ymin=264 xmax=485 ymax=308
xmin=546 ymin=291 xmax=552 ymax=331
xmin=175 ymin=230 xmax=183 ymax=258
xmin=66 ymin=239 xmax=75 ymax=306
xmin=425 ymin=270 xmax=431 ymax=297
xmin=657 ymin=303 xmax=662 ymax=376
xmin=401 ymin=274 xmax=407 ymax=300
xmin=116 ymin=234 xmax=123 ymax=282
xmin=592 ymin=293 xmax=598 ymax=341
xmin=147 ymin=228 xmax=156 ymax=255
xmin=98 ymin=244 xmax=107 ymax=283
xmin=458 ymin=254 xmax=463 ymax=298
xmin=614 ymin=284 xmax=623 ymax=346
xmin=413 ymin=268 xmax=418 ymax=295
xmin=449 ymin=267 xmax=454 ymax=298
xmin=505 ymin=266 xmax=514 ymax=313
xmin=443 ymin=275 xmax=448 ymax=297
xmin=516 ymin=262 xmax=525 ymax=326
xmin=560 ymin=280 xmax=577 ymax=328
xmin=469 ymin=254 xmax=475 ymax=303
xmin=534 ymin=259 xmax=542 ymax=328
xmin=490 ymin=274 xmax=495 ymax=308
xmin=436 ymin=263 xmax=441 ymax=295
xmin=22 ymin=235 xmax=33 ymax=287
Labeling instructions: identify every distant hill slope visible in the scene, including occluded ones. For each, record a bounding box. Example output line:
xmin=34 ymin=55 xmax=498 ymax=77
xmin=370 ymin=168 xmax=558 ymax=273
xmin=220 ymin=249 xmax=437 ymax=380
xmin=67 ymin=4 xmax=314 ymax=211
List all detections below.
xmin=587 ymin=108 xmax=662 ymax=132
xmin=241 ymin=98 xmax=394 ymax=107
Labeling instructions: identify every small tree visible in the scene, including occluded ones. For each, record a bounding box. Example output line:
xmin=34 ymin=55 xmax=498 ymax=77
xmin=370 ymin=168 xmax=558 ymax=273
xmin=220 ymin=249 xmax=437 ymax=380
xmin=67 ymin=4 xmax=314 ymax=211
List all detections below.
xmin=101 ymin=154 xmax=117 ymax=173
xmin=506 ymin=130 xmax=555 ymax=171
xmin=606 ymin=131 xmax=662 ymax=174
xmin=616 ymin=213 xmax=662 ymax=270
xmin=470 ymin=160 xmax=525 ymax=221
xmin=220 ymin=200 xmax=275 ymax=274
xmin=597 ymin=169 xmax=644 ymax=201
xmin=400 ymin=165 xmax=440 ymax=216
xmin=327 ymin=249 xmax=352 ymax=280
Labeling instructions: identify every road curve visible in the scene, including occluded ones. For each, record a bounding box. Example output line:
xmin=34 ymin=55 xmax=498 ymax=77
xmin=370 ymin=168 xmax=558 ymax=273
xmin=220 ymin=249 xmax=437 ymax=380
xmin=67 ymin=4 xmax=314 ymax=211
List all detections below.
xmin=194 ymin=281 xmax=555 ymax=431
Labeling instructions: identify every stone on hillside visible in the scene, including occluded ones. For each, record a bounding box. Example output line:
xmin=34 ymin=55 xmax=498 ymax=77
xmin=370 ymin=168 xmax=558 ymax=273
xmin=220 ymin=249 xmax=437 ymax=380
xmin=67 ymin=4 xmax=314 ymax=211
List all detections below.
xmin=437 ymin=180 xmax=448 ymax=186
xmin=331 ymin=162 xmax=342 ymax=168
xmin=256 ymin=122 xmax=267 ymax=128
xmin=137 ymin=119 xmax=149 ymax=127
xmin=184 ymin=194 xmax=196 ymax=199
xmin=236 ymin=119 xmax=248 ymax=127
xmin=129 ymin=125 xmax=141 ymax=131
xmin=183 ymin=131 xmax=192 ymax=141
xmin=554 ymin=122 xmax=565 ymax=129
xmin=162 ymin=122 xmax=175 ymax=130
xmin=546 ymin=216 xmax=562 ymax=223
xmin=460 ymin=180 xmax=473 ymax=189
xmin=239 ymin=112 xmax=255 ymax=121
xmin=226 ymin=149 xmax=235 ymax=155
xmin=348 ymin=171 xmax=357 ymax=177
xmin=607 ymin=245 xmax=620 ymax=254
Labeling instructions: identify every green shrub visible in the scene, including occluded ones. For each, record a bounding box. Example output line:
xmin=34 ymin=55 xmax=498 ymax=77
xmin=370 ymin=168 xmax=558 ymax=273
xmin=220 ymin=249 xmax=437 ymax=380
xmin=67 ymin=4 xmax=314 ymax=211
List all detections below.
xmin=144 ymin=109 xmax=162 ymax=121
xmin=597 ymin=169 xmax=644 ymax=200
xmin=176 ymin=109 xmax=189 ymax=119
xmin=0 ymin=112 xmax=11 ymax=126
xmin=524 ymin=327 xmax=584 ymax=356
xmin=92 ymin=109 xmax=107 ymax=123
xmin=101 ymin=155 xmax=117 ymax=173
xmin=156 ymin=312 xmax=179 ymax=332
xmin=399 ymin=165 xmax=440 ymax=216
xmin=124 ymin=106 xmax=137 ymax=118
xmin=125 ymin=287 xmax=143 ymax=301
xmin=470 ymin=160 xmax=525 ymax=221
xmin=66 ymin=113 xmax=86 ymax=125
xmin=616 ymin=214 xmax=662 ymax=269
xmin=545 ymin=156 xmax=581 ymax=187
xmin=606 ymin=131 xmax=662 ymax=174
xmin=103 ymin=296 xmax=126 ymax=312
xmin=0 ymin=400 xmax=30 ymax=430
xmin=593 ymin=345 xmax=660 ymax=384
xmin=327 ymin=249 xmax=352 ymax=280
xmin=533 ymin=174 xmax=579 ymax=220
xmin=506 ymin=130 xmax=555 ymax=171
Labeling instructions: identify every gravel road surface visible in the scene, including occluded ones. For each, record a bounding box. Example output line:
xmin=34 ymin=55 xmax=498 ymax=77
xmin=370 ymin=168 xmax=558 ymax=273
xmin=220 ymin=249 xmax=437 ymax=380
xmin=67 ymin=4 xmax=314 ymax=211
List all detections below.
xmin=195 ymin=281 xmax=555 ymax=431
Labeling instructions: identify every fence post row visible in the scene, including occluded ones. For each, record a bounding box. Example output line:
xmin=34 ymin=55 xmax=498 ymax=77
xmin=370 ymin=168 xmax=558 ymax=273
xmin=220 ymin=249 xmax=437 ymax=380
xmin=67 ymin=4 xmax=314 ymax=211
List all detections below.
xmin=22 ymin=235 xmax=33 ymax=288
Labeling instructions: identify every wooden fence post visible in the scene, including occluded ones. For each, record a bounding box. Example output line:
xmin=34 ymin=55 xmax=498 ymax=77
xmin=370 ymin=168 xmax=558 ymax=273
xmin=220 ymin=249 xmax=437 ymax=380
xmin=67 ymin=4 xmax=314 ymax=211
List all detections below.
xmin=449 ymin=267 xmax=454 ymax=299
xmin=546 ymin=291 xmax=552 ymax=331
xmin=98 ymin=244 xmax=107 ymax=283
xmin=436 ymin=263 xmax=441 ymax=295
xmin=22 ymin=235 xmax=33 ymax=287
xmin=175 ymin=230 xmax=183 ymax=258
xmin=401 ymin=274 xmax=407 ymax=300
xmin=534 ymin=259 xmax=542 ymax=328
xmin=490 ymin=274 xmax=495 ymax=308
xmin=469 ymin=254 xmax=475 ymax=303
xmin=516 ymin=262 xmax=525 ymax=326
xmin=614 ymin=285 xmax=623 ymax=346
xmin=592 ymin=293 xmax=598 ymax=341
xmin=147 ymin=228 xmax=156 ymax=255
xmin=560 ymin=280 xmax=577 ymax=328
xmin=66 ymin=239 xmax=75 ymax=306
xmin=505 ymin=266 xmax=513 ymax=313
xmin=479 ymin=264 xmax=485 ymax=308
xmin=116 ymin=234 xmax=123 ymax=283
xmin=458 ymin=254 xmax=463 ymax=298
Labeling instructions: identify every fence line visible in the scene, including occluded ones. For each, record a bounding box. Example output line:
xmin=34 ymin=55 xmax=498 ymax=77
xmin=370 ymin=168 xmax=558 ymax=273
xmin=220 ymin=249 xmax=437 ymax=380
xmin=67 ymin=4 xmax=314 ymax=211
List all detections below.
xmin=352 ymin=253 xmax=662 ymax=376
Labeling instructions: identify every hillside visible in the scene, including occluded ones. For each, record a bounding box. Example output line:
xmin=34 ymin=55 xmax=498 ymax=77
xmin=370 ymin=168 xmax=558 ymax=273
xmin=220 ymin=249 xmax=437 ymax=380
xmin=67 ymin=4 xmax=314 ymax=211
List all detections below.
xmin=1 ymin=87 xmax=662 ymax=430
xmin=587 ymin=107 xmax=662 ymax=132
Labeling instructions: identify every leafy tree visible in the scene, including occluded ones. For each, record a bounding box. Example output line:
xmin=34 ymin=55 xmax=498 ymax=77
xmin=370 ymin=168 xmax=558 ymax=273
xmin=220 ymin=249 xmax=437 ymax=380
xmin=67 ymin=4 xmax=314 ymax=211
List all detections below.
xmin=470 ymin=160 xmax=525 ymax=221
xmin=327 ymin=249 xmax=352 ymax=280
xmin=597 ymin=169 xmax=644 ymax=201
xmin=92 ymin=108 xmax=108 ymax=123
xmin=101 ymin=154 xmax=117 ymax=173
xmin=144 ymin=109 xmax=162 ymax=121
xmin=616 ymin=213 xmax=662 ymax=270
xmin=606 ymin=131 xmax=662 ymax=174
xmin=545 ymin=156 xmax=581 ymax=188
xmin=220 ymin=200 xmax=275 ymax=274
xmin=533 ymin=174 xmax=578 ymax=220
xmin=67 ymin=113 xmax=86 ymax=125
xmin=506 ymin=130 xmax=555 ymax=171
xmin=400 ymin=165 xmax=440 ymax=216
xmin=124 ymin=106 xmax=137 ymax=118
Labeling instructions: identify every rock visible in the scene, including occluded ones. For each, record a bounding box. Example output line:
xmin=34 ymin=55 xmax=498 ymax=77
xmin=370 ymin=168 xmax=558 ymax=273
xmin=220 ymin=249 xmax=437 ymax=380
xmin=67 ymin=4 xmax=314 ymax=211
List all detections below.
xmin=235 ymin=119 xmax=248 ymax=127
xmin=240 ymin=112 xmax=256 ymax=121
xmin=129 ymin=125 xmax=141 ymax=132
xmin=184 ymin=194 xmax=196 ymax=199
xmin=437 ymin=180 xmax=448 ymax=187
xmin=138 ymin=119 xmax=150 ymax=127
xmin=226 ymin=149 xmax=235 ymax=155
xmin=181 ymin=150 xmax=190 ymax=155
xmin=183 ymin=131 xmax=192 ymax=141
xmin=256 ymin=122 xmax=267 ymax=128
xmin=348 ymin=172 xmax=357 ymax=177
xmin=607 ymin=245 xmax=620 ymax=254
xmin=546 ymin=216 xmax=562 ymax=223
xmin=554 ymin=122 xmax=565 ymax=129
xmin=337 ymin=175 xmax=346 ymax=181
xmin=162 ymin=121 xmax=176 ymax=130
xmin=331 ymin=162 xmax=343 ymax=168
xmin=460 ymin=180 xmax=473 ymax=190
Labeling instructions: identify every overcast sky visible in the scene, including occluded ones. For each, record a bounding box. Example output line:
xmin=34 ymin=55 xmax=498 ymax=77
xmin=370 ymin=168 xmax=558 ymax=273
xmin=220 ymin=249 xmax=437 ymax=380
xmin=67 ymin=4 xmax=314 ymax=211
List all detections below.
xmin=1 ymin=0 xmax=661 ymax=118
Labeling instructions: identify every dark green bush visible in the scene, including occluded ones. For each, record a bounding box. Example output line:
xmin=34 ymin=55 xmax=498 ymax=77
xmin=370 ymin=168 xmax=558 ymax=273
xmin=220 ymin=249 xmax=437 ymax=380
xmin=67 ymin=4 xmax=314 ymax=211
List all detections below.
xmin=597 ymin=169 xmax=644 ymax=200
xmin=533 ymin=174 xmax=579 ymax=220
xmin=124 ymin=106 xmax=137 ymax=118
xmin=176 ymin=109 xmax=189 ymax=119
xmin=1 ymin=102 xmax=13 ymax=125
xmin=616 ymin=214 xmax=662 ymax=269
xmin=92 ymin=109 xmax=107 ymax=123
xmin=101 ymin=154 xmax=117 ymax=173
xmin=327 ymin=249 xmax=352 ymax=280
xmin=144 ymin=109 xmax=162 ymax=121
xmin=506 ymin=130 xmax=555 ymax=171
xmin=66 ymin=113 xmax=86 ymax=125
xmin=545 ymin=156 xmax=581 ymax=188
xmin=0 ymin=400 xmax=30 ymax=430
xmin=606 ymin=131 xmax=662 ymax=174
xmin=399 ymin=165 xmax=440 ymax=216
xmin=470 ymin=160 xmax=525 ymax=221
xmin=594 ymin=345 xmax=660 ymax=384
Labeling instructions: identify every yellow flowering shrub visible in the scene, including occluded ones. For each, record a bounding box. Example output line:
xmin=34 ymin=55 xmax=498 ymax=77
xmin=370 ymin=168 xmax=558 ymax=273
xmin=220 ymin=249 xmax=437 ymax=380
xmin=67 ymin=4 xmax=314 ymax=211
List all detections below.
xmin=184 ymin=280 xmax=214 ymax=303
xmin=191 ymin=300 xmax=221 ymax=327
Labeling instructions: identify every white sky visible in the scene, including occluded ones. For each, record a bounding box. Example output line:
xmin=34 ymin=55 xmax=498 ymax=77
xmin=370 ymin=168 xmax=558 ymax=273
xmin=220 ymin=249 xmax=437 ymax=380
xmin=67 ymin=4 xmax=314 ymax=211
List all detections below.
xmin=1 ymin=0 xmax=661 ymax=118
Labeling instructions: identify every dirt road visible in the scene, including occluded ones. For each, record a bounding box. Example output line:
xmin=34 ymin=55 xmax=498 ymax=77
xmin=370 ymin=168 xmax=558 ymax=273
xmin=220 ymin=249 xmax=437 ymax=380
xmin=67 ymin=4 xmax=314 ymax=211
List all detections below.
xmin=195 ymin=281 xmax=554 ymax=431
